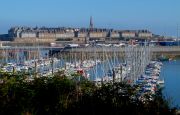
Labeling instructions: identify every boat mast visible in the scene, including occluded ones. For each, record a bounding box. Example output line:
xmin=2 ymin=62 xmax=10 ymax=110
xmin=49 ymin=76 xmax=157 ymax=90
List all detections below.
xmin=177 ymin=24 xmax=179 ymax=46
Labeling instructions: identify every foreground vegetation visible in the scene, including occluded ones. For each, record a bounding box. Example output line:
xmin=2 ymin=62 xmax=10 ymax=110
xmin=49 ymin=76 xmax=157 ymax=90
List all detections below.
xmin=0 ymin=72 xmax=177 ymax=115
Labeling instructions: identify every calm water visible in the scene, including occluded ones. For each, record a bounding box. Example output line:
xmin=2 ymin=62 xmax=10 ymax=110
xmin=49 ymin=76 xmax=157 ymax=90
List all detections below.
xmin=161 ymin=60 xmax=180 ymax=108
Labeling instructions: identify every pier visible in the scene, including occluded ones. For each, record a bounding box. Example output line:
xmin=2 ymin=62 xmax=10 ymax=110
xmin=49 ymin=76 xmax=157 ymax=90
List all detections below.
xmin=53 ymin=46 xmax=180 ymax=59
xmin=1 ymin=46 xmax=180 ymax=59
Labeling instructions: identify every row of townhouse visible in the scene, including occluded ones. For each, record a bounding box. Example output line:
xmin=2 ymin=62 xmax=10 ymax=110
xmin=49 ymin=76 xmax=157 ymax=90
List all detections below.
xmin=8 ymin=27 xmax=153 ymax=40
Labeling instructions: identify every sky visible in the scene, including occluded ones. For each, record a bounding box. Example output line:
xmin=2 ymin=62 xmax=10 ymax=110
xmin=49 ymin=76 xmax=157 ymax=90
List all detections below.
xmin=0 ymin=0 xmax=180 ymax=36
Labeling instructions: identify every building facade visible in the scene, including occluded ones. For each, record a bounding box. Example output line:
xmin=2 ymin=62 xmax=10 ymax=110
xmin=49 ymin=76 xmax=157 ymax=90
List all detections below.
xmin=6 ymin=26 xmax=154 ymax=43
xmin=137 ymin=30 xmax=152 ymax=38
xmin=121 ymin=31 xmax=136 ymax=38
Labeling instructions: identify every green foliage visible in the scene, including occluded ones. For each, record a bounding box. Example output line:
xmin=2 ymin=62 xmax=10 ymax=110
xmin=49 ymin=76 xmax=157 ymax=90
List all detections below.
xmin=0 ymin=72 xmax=177 ymax=115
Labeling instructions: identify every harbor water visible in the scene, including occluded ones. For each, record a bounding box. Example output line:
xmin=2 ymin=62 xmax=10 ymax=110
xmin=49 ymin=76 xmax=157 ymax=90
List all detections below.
xmin=161 ymin=60 xmax=180 ymax=108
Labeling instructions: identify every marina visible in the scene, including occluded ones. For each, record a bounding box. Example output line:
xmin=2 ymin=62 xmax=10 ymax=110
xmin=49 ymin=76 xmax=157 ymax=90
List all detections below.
xmin=0 ymin=45 xmax=166 ymax=101
xmin=2 ymin=43 xmax=180 ymax=109
xmin=0 ymin=0 xmax=179 ymax=114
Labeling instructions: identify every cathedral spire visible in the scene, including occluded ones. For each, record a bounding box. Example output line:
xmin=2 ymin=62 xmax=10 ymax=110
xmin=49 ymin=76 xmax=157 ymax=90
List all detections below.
xmin=89 ymin=16 xmax=93 ymax=31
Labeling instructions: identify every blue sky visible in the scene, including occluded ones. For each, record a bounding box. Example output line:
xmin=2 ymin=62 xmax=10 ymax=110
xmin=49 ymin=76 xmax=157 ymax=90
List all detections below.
xmin=0 ymin=0 xmax=180 ymax=36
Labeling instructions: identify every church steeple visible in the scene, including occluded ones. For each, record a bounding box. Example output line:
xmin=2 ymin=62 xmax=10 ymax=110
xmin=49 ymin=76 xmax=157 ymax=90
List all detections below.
xmin=85 ymin=16 xmax=93 ymax=44
xmin=89 ymin=16 xmax=93 ymax=31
